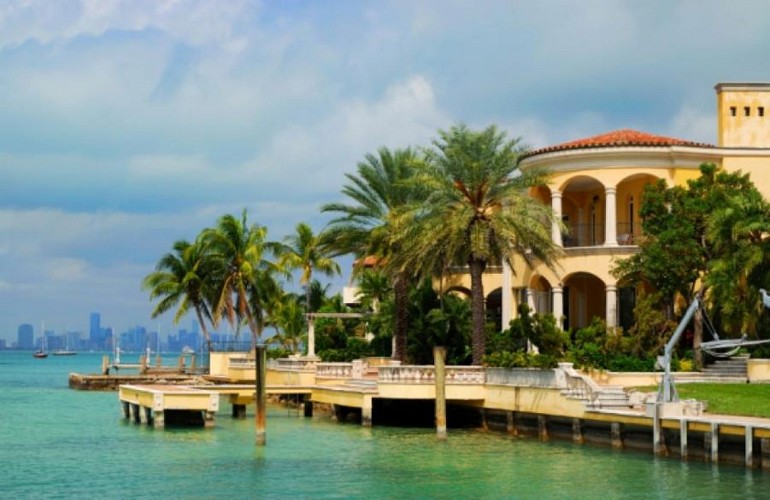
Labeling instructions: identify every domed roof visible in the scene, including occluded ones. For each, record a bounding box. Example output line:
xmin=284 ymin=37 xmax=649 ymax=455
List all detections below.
xmin=525 ymin=129 xmax=714 ymax=157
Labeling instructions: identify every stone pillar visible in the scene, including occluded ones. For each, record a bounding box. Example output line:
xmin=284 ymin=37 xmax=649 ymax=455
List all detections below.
xmin=706 ymin=423 xmax=719 ymax=462
xmin=507 ymin=412 xmax=518 ymax=436
xmin=232 ymin=404 xmax=247 ymax=419
xmin=131 ymin=404 xmax=141 ymax=424
xmin=502 ymin=260 xmax=513 ymax=328
xmin=746 ymin=425 xmax=754 ymax=468
xmin=153 ymin=410 xmax=165 ymax=429
xmin=605 ymin=284 xmax=618 ymax=328
xmin=538 ymin=415 xmax=548 ymax=441
xmin=572 ymin=419 xmax=584 ymax=444
xmin=604 ymin=186 xmax=618 ymax=247
xmin=551 ymin=190 xmax=563 ymax=247
xmin=611 ymin=422 xmax=623 ymax=449
xmin=362 ymin=396 xmax=373 ymax=427
xmin=143 ymin=407 xmax=153 ymax=425
xmin=527 ymin=288 xmax=536 ymax=313
xmin=307 ymin=316 xmax=316 ymax=358
xmin=204 ymin=411 xmax=216 ymax=428
xmin=680 ymin=419 xmax=688 ymax=459
xmin=761 ymin=438 xmax=770 ymax=470
xmin=552 ymin=286 xmax=564 ymax=329
xmin=122 ymin=401 xmax=130 ymax=419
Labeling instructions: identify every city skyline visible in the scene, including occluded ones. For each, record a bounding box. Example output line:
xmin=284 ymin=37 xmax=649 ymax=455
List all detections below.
xmin=3 ymin=2 xmax=770 ymax=339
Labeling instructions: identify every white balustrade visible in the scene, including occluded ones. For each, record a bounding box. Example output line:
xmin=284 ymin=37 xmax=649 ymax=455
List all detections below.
xmin=378 ymin=366 xmax=486 ymax=384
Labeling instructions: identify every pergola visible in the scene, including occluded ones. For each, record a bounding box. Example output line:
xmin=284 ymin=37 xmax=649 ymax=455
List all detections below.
xmin=304 ymin=312 xmax=367 ymax=358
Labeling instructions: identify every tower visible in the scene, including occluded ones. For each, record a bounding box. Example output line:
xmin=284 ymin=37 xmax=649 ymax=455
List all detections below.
xmin=716 ymin=83 xmax=770 ymax=147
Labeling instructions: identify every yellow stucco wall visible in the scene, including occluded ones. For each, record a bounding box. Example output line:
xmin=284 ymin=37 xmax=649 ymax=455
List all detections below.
xmin=716 ymin=84 xmax=770 ymax=147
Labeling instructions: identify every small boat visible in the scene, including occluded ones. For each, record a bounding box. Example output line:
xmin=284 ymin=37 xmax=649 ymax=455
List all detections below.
xmin=52 ymin=350 xmax=77 ymax=356
xmin=33 ymin=350 xmax=48 ymax=359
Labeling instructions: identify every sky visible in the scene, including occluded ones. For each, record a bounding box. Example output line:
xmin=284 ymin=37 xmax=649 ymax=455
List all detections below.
xmin=2 ymin=0 xmax=770 ymax=342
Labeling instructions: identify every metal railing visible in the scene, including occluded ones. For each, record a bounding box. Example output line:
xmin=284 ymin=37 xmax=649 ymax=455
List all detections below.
xmin=563 ymin=223 xmax=605 ymax=248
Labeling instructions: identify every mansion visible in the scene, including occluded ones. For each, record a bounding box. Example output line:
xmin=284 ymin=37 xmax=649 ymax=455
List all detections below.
xmin=444 ymin=82 xmax=770 ymax=332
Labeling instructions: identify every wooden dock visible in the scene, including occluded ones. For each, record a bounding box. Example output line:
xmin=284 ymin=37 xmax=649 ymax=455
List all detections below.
xmin=118 ymin=383 xmax=313 ymax=427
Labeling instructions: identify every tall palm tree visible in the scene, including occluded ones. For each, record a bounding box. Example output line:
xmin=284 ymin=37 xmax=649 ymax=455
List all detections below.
xmin=142 ymin=238 xmax=214 ymax=351
xmin=280 ymin=222 xmax=341 ymax=313
xmin=396 ymin=124 xmax=561 ymax=365
xmin=202 ymin=209 xmax=282 ymax=346
xmin=321 ymin=147 xmax=421 ymax=362
xmin=269 ymin=292 xmax=306 ymax=353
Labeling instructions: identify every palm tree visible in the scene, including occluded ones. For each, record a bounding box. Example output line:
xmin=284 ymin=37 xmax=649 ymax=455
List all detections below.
xmin=356 ymin=268 xmax=391 ymax=313
xmin=142 ymin=238 xmax=214 ymax=351
xmin=269 ymin=292 xmax=306 ymax=353
xmin=395 ymin=124 xmax=561 ymax=365
xmin=280 ymin=222 xmax=341 ymax=313
xmin=321 ymin=147 xmax=421 ymax=362
xmin=202 ymin=209 xmax=282 ymax=346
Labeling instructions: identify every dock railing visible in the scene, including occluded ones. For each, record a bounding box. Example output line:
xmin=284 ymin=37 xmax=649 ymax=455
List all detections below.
xmin=378 ymin=365 xmax=486 ymax=384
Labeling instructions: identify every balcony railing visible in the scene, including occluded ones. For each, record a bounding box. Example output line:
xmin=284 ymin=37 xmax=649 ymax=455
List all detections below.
xmin=615 ymin=222 xmax=640 ymax=246
xmin=563 ymin=223 xmax=605 ymax=248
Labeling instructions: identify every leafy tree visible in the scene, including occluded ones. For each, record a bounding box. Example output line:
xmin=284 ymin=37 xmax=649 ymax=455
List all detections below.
xmin=613 ymin=163 xmax=763 ymax=367
xmin=142 ymin=238 xmax=214 ymax=350
xmin=322 ymin=147 xmax=422 ymax=362
xmin=395 ymin=124 xmax=560 ymax=364
xmin=280 ymin=222 xmax=340 ymax=312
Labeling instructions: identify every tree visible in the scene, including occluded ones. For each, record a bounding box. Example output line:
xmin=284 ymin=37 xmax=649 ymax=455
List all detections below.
xmin=142 ymin=238 xmax=215 ymax=351
xmin=202 ymin=209 xmax=282 ymax=346
xmin=394 ymin=124 xmax=561 ymax=365
xmin=269 ymin=292 xmax=306 ymax=353
xmin=322 ymin=147 xmax=422 ymax=362
xmin=280 ymin=222 xmax=340 ymax=313
xmin=613 ymin=163 xmax=764 ymax=367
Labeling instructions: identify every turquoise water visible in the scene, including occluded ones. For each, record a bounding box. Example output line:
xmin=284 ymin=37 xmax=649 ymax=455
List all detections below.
xmin=2 ymin=351 xmax=769 ymax=499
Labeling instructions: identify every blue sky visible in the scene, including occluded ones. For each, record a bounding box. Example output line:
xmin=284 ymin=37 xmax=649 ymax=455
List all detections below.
xmin=2 ymin=0 xmax=770 ymax=342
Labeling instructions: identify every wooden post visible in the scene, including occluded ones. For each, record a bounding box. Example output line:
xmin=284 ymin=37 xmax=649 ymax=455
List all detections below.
xmin=307 ymin=316 xmax=316 ymax=358
xmin=255 ymin=345 xmax=267 ymax=446
xmin=434 ymin=346 xmax=447 ymax=441
xmin=102 ymin=355 xmax=110 ymax=375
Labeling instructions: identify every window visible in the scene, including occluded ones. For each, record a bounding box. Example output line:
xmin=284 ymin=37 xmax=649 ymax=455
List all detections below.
xmin=745 ymin=106 xmax=751 ymax=117
xmin=760 ymin=107 xmax=765 ymax=117
xmin=730 ymin=106 xmax=737 ymax=116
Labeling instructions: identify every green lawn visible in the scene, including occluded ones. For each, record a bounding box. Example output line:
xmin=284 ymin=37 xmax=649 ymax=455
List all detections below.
xmin=638 ymin=384 xmax=770 ymax=418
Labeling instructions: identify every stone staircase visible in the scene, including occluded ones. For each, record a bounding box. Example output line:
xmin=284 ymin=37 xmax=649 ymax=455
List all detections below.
xmin=562 ymin=384 xmax=633 ymax=410
xmin=697 ymin=354 xmax=749 ymax=382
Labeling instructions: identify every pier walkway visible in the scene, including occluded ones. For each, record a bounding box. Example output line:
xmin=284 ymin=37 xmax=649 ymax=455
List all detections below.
xmin=117 ymin=353 xmax=770 ymax=469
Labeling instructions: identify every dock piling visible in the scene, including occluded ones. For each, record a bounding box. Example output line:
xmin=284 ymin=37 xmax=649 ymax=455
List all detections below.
xmin=255 ymin=345 xmax=267 ymax=446
xmin=680 ymin=420 xmax=688 ymax=459
xmin=434 ymin=346 xmax=447 ymax=441
xmin=746 ymin=425 xmax=754 ymax=468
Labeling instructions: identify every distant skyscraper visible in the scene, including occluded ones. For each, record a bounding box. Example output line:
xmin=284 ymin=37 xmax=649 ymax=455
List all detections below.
xmin=89 ymin=312 xmax=101 ymax=346
xmin=17 ymin=324 xmax=33 ymax=350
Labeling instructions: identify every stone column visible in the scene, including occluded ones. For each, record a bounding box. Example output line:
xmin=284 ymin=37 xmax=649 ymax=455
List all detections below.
xmin=153 ymin=410 xmax=165 ymax=429
xmin=551 ymin=190 xmax=563 ymax=247
xmin=307 ymin=315 xmax=316 ymax=358
xmin=552 ymin=286 xmax=564 ymax=329
xmin=605 ymin=284 xmax=618 ymax=328
xmin=527 ymin=288 xmax=536 ymax=313
xmin=502 ymin=260 xmax=513 ymax=328
xmin=604 ymin=186 xmax=618 ymax=247
xmin=362 ymin=396 xmax=373 ymax=427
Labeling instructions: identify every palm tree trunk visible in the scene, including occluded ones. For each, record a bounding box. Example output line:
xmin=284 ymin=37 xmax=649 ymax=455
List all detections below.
xmin=393 ymin=273 xmax=409 ymax=362
xmin=469 ymin=257 xmax=487 ymax=365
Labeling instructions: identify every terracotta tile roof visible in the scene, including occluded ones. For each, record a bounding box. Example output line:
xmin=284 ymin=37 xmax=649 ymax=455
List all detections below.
xmin=525 ymin=129 xmax=714 ymax=157
xmin=354 ymin=255 xmax=379 ymax=267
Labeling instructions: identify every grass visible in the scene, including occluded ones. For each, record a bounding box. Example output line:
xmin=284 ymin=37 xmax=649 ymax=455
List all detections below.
xmin=636 ymin=383 xmax=770 ymax=418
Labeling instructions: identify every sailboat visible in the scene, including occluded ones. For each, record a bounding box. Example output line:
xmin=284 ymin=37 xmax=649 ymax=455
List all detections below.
xmin=53 ymin=331 xmax=77 ymax=356
xmin=33 ymin=324 xmax=48 ymax=358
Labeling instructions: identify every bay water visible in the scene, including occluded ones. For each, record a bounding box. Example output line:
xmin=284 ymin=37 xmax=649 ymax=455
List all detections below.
xmin=2 ymin=351 xmax=769 ymax=499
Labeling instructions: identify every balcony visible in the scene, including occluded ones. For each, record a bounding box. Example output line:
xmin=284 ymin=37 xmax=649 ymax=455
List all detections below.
xmin=563 ymin=223 xmax=640 ymax=248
